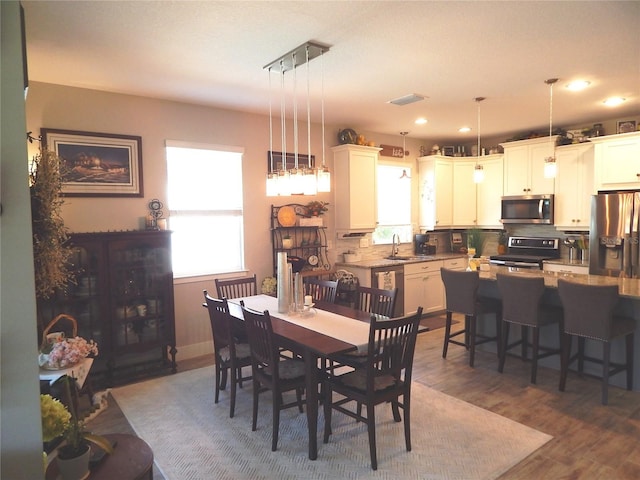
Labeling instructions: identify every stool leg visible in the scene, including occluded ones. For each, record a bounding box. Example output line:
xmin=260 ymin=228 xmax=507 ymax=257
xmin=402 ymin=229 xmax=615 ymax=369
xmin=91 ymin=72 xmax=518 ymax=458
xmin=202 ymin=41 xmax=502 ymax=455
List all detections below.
xmin=559 ymin=333 xmax=572 ymax=392
xmin=521 ymin=326 xmax=529 ymax=361
xmin=442 ymin=311 xmax=453 ymax=359
xmin=577 ymin=337 xmax=585 ymax=373
xmin=469 ymin=314 xmax=477 ymax=368
xmin=498 ymin=322 xmax=510 ymax=373
xmin=531 ymin=326 xmax=540 ymax=384
xmin=602 ymin=341 xmax=610 ymax=405
xmin=626 ymin=332 xmax=634 ymax=390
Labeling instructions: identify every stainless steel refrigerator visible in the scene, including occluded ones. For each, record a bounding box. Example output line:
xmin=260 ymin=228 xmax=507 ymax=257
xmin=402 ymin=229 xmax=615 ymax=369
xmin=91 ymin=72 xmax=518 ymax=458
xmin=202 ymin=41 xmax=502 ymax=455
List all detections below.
xmin=590 ymin=191 xmax=640 ymax=277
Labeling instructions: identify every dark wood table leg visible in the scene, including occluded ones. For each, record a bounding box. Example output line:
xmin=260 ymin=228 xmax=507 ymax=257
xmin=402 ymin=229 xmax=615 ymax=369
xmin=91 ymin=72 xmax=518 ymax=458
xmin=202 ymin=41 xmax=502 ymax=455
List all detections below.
xmin=305 ymin=349 xmax=319 ymax=460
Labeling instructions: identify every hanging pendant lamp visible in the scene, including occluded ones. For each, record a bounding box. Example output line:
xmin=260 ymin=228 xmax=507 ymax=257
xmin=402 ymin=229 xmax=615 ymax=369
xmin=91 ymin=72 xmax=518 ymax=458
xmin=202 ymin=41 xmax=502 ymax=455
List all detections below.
xmin=264 ymin=41 xmax=330 ymax=196
xmin=399 ymin=131 xmax=411 ymax=179
xmin=544 ymin=78 xmax=558 ymax=179
xmin=473 ymin=97 xmax=485 ymax=184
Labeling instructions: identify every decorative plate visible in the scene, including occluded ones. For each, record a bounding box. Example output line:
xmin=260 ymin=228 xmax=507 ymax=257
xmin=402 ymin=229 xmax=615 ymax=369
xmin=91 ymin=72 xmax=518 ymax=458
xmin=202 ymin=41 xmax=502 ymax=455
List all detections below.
xmin=307 ymin=254 xmax=319 ymax=266
xmin=338 ymin=128 xmax=357 ymax=145
xmin=277 ymin=206 xmax=297 ymax=227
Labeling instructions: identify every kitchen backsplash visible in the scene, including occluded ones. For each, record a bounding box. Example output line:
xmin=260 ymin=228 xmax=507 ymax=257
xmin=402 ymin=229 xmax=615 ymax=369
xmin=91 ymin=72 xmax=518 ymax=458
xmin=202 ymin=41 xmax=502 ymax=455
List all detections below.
xmin=336 ymin=225 xmax=584 ymax=263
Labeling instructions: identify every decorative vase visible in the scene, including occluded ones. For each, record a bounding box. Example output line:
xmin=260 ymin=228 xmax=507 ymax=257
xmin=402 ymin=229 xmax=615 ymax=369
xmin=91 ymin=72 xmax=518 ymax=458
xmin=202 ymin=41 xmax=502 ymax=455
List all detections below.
xmin=57 ymin=444 xmax=90 ymax=480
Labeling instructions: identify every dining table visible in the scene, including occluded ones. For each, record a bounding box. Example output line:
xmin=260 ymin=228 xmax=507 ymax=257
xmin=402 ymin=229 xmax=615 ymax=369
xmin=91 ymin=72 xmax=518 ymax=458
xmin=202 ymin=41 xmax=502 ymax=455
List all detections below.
xmin=226 ymin=294 xmax=375 ymax=460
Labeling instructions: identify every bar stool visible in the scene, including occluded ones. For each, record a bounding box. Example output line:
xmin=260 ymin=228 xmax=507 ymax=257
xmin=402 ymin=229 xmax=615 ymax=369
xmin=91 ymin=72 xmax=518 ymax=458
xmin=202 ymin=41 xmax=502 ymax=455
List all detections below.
xmin=557 ymin=279 xmax=636 ymax=405
xmin=496 ymin=273 xmax=563 ymax=384
xmin=440 ymin=268 xmax=502 ymax=367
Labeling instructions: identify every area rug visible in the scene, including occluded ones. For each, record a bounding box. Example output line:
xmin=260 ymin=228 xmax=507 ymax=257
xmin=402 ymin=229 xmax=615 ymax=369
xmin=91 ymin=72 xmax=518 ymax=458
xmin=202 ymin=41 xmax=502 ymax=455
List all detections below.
xmin=418 ymin=314 xmax=456 ymax=333
xmin=111 ymin=367 xmax=551 ymax=480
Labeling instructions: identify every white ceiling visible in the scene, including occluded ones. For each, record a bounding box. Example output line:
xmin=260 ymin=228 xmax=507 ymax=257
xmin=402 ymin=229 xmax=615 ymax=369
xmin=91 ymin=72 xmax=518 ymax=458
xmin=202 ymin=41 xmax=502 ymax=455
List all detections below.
xmin=22 ymin=1 xmax=640 ymax=143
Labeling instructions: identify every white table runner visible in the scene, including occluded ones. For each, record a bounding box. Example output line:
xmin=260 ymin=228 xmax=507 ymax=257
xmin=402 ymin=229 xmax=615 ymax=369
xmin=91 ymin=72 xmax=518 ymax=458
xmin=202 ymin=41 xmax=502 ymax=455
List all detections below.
xmin=231 ymin=295 xmax=370 ymax=353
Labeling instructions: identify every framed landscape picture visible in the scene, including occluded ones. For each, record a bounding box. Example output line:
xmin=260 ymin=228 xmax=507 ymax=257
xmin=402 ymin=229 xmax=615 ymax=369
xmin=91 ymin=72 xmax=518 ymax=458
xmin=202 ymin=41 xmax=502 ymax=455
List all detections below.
xmin=41 ymin=128 xmax=143 ymax=197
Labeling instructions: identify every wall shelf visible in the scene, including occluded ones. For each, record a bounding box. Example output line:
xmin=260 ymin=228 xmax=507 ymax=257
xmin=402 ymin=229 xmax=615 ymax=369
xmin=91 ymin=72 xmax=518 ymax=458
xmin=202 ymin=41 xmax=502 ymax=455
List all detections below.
xmin=270 ymin=204 xmax=331 ymax=277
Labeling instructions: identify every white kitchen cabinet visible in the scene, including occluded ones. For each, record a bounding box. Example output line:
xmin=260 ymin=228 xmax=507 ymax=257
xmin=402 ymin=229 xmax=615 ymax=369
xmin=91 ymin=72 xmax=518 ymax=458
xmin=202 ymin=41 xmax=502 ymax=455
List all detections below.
xmin=404 ymin=261 xmax=444 ymax=315
xmin=452 ymin=160 xmax=477 ymax=227
xmin=591 ymin=132 xmax=640 ymax=191
xmin=554 ymin=143 xmax=595 ymax=231
xmin=332 ymin=144 xmax=381 ymax=235
xmin=418 ymin=156 xmax=453 ymax=230
xmin=443 ymin=257 xmax=467 ymax=271
xmin=476 ymin=154 xmax=504 ymax=227
xmin=501 ymin=136 xmax=558 ymax=196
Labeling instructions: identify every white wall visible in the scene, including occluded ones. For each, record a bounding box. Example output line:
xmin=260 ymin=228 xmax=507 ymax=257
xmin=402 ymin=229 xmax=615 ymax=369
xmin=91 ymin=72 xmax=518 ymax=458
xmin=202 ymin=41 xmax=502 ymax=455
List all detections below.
xmin=25 ymin=81 xmax=337 ymax=360
xmin=1 ymin=2 xmax=47 ymax=478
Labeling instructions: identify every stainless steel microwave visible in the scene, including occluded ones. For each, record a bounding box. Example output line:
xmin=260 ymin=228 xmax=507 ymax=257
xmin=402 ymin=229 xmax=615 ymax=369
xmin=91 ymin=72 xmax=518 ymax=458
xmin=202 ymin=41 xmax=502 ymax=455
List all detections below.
xmin=501 ymin=194 xmax=554 ymax=224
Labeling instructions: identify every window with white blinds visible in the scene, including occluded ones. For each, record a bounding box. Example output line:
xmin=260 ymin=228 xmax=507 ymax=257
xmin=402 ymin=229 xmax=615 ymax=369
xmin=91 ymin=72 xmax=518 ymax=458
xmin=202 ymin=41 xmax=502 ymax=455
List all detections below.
xmin=166 ymin=141 xmax=245 ymax=277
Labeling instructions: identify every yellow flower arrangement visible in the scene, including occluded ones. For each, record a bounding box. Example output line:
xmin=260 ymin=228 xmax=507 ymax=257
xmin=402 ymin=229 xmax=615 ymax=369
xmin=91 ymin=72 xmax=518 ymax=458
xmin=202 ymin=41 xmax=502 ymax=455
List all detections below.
xmin=40 ymin=394 xmax=71 ymax=442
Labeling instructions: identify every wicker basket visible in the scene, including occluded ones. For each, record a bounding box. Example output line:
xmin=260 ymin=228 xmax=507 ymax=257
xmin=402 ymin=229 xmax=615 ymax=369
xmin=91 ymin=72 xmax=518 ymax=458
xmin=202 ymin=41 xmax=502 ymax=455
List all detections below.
xmin=39 ymin=314 xmax=78 ymax=370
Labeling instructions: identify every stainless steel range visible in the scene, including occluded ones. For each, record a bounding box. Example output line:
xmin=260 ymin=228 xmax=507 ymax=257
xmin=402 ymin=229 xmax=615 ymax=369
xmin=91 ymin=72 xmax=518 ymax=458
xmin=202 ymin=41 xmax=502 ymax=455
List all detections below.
xmin=489 ymin=236 xmax=560 ymax=269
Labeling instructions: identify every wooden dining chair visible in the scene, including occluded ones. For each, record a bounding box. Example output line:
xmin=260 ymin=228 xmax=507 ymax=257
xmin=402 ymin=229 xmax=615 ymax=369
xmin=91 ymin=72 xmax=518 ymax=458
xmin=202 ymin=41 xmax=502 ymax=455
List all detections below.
xmin=354 ymin=285 xmax=398 ymax=318
xmin=240 ymin=302 xmax=308 ymax=451
xmin=203 ymin=291 xmax=252 ymax=418
xmin=303 ymin=278 xmax=338 ymax=303
xmin=215 ymin=274 xmax=257 ymax=300
xmin=323 ymin=307 xmax=423 ymax=470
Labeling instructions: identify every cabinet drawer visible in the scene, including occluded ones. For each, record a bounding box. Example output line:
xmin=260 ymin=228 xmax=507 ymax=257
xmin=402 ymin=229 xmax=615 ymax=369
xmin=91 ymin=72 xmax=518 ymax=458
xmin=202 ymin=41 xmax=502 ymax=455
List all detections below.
xmin=404 ymin=260 xmax=443 ymax=276
xmin=443 ymin=258 xmax=466 ymax=270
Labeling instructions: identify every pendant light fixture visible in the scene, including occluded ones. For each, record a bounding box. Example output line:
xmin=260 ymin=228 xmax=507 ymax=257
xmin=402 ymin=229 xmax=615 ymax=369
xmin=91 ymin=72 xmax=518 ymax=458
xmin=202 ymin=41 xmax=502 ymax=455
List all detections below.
xmin=399 ymin=131 xmax=411 ymax=179
xmin=473 ymin=97 xmax=485 ymax=184
xmin=265 ymin=41 xmax=330 ymax=196
xmin=544 ymin=78 xmax=558 ymax=179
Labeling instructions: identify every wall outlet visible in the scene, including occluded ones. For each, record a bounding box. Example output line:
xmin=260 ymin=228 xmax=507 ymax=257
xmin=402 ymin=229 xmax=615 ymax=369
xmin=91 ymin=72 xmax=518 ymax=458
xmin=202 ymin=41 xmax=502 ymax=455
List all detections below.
xmin=359 ymin=237 xmax=369 ymax=248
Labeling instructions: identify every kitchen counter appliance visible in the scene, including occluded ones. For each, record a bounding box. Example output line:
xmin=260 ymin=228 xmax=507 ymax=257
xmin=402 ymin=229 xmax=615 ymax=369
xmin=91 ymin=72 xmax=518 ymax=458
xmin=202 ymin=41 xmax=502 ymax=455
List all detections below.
xmin=414 ymin=234 xmax=436 ymax=256
xmin=501 ymin=194 xmax=554 ymax=224
xmin=590 ymin=191 xmax=640 ymax=278
xmin=490 ymin=236 xmax=560 ymax=269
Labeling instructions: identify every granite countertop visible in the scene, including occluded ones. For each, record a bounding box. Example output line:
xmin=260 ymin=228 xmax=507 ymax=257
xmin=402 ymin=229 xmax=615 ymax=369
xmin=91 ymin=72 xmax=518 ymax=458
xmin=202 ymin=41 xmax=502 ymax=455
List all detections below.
xmin=481 ymin=264 xmax=640 ymax=299
xmin=334 ymin=253 xmax=467 ymax=269
xmin=543 ymin=258 xmax=589 ymax=268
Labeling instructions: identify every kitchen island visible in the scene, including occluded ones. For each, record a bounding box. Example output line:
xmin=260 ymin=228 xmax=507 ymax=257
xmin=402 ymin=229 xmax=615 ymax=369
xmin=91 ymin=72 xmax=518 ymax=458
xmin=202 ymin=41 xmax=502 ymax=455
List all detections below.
xmin=338 ymin=256 xmax=640 ymax=391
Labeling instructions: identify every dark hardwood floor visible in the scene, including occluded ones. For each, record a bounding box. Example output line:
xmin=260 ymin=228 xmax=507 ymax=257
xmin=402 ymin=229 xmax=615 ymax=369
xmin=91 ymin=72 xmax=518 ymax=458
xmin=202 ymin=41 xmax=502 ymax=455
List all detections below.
xmin=86 ymin=318 xmax=640 ymax=479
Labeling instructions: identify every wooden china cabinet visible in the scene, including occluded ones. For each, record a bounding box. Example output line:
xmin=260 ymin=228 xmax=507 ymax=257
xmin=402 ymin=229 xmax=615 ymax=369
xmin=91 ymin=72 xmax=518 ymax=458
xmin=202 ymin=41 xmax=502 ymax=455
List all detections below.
xmin=37 ymin=230 xmax=177 ymax=387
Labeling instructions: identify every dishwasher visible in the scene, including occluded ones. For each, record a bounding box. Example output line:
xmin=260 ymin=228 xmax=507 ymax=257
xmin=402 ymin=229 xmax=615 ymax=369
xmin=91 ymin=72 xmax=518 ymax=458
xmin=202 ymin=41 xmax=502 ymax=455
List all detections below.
xmin=370 ymin=265 xmax=404 ymax=317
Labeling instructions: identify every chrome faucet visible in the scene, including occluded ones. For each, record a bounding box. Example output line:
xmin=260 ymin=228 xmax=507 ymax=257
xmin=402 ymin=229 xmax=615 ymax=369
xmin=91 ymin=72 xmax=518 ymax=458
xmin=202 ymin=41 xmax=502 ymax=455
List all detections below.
xmin=391 ymin=234 xmax=400 ymax=257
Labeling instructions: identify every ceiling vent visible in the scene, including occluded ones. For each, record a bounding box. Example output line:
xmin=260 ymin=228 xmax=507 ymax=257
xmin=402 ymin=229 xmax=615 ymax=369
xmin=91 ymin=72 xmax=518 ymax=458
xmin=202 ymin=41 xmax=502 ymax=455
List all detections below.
xmin=387 ymin=93 xmax=426 ymax=106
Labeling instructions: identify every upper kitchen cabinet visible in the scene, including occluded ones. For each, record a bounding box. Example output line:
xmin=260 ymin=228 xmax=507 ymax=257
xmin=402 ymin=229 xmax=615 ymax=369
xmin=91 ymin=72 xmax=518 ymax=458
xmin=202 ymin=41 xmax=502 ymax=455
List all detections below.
xmin=450 ymin=155 xmax=504 ymax=228
xmin=554 ymin=143 xmax=595 ymax=231
xmin=333 ymin=144 xmax=381 ymax=235
xmin=501 ymin=136 xmax=558 ymax=196
xmin=452 ymin=159 xmax=477 ymax=227
xmin=591 ymin=132 xmax=640 ymax=191
xmin=419 ymin=156 xmax=453 ymax=230
xmin=476 ymin=154 xmax=504 ymax=227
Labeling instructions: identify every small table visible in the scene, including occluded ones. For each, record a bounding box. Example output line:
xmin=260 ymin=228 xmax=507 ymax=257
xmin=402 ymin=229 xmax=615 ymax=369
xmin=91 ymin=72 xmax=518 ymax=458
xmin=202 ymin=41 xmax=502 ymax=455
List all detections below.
xmin=46 ymin=434 xmax=154 ymax=480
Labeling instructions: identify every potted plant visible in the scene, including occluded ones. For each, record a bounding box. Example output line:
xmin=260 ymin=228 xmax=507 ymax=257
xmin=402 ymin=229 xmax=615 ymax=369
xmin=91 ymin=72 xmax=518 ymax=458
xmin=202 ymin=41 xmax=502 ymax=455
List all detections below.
xmin=30 ymin=147 xmax=75 ymax=331
xmin=300 ymin=201 xmax=329 ymax=226
xmin=304 ymin=200 xmax=329 ymax=217
xmin=41 ymin=380 xmax=113 ymax=479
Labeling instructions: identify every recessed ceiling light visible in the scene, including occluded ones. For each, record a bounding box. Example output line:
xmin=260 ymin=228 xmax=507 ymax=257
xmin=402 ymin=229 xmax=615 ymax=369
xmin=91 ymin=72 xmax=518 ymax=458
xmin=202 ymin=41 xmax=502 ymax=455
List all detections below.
xmin=387 ymin=93 xmax=426 ymax=106
xmin=415 ymin=117 xmax=428 ymax=125
xmin=565 ymin=80 xmax=591 ymax=91
xmin=459 ymin=126 xmax=472 ymax=133
xmin=603 ymin=97 xmax=626 ymax=106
